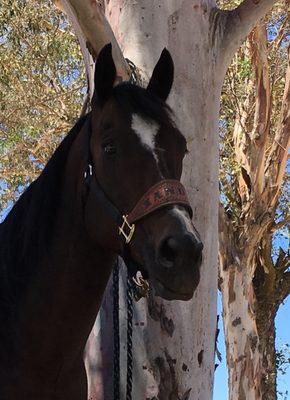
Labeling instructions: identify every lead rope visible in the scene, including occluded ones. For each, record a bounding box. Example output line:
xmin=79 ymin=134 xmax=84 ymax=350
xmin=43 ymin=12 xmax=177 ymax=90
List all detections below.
xmin=126 ymin=276 xmax=133 ymax=400
xmin=121 ymin=61 xmax=138 ymax=400
xmin=113 ymin=260 xmax=120 ymax=400
xmin=113 ymin=57 xmax=145 ymax=399
xmin=113 ymin=259 xmax=134 ymax=400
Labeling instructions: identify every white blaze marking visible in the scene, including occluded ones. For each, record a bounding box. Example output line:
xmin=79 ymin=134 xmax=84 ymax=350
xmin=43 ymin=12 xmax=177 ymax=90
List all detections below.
xmin=172 ymin=206 xmax=201 ymax=243
xmin=131 ymin=114 xmax=159 ymax=161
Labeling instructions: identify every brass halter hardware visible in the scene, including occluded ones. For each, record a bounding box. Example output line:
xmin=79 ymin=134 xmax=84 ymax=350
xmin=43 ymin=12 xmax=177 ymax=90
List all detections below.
xmin=119 ymin=215 xmax=135 ymax=244
xmin=132 ymin=274 xmax=149 ymax=301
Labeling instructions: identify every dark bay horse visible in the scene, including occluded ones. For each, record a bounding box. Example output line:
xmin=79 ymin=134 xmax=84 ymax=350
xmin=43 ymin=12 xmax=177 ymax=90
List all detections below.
xmin=0 ymin=44 xmax=203 ymax=400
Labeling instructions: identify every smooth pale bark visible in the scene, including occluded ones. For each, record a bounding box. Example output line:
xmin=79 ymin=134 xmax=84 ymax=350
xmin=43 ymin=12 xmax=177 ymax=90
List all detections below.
xmin=57 ymin=0 xmax=278 ymax=398
xmin=220 ymin=0 xmax=280 ymax=65
xmin=218 ymin=242 xmax=282 ymax=400
xmin=218 ymin=257 xmax=263 ymax=399
xmin=55 ymin=0 xmax=130 ymax=101
xmin=218 ymin=208 xmax=276 ymax=400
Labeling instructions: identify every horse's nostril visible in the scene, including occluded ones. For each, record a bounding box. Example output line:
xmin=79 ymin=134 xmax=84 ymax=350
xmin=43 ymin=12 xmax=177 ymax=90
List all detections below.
xmin=159 ymin=237 xmax=179 ymax=267
xmin=159 ymin=236 xmax=203 ymax=268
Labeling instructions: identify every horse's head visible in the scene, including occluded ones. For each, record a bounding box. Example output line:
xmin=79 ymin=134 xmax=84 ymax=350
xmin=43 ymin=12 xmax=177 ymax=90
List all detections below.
xmin=85 ymin=44 xmax=203 ymax=300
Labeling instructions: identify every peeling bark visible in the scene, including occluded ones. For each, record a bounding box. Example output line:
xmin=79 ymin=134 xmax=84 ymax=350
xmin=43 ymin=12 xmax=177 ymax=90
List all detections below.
xmin=219 ymin=256 xmax=275 ymax=400
xmin=219 ymin=25 xmax=290 ymax=400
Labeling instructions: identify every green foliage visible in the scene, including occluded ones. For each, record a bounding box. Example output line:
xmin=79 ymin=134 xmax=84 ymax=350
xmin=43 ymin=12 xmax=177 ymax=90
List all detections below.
xmin=277 ymin=343 xmax=290 ymax=400
xmin=277 ymin=343 xmax=290 ymax=376
xmin=0 ymin=0 xmax=86 ymax=211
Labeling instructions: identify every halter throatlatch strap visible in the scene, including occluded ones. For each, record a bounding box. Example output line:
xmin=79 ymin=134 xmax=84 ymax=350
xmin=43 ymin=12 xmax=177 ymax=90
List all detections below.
xmin=127 ymin=179 xmax=192 ymax=224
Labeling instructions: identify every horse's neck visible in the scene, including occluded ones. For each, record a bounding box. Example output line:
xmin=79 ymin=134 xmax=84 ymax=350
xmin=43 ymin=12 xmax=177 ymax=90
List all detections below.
xmin=2 ymin=118 xmax=115 ymax=369
xmin=24 ymin=119 xmax=115 ymax=358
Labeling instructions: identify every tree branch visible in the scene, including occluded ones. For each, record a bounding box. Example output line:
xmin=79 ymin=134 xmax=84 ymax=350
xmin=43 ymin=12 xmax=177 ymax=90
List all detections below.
xmin=264 ymin=46 xmax=290 ymax=208
xmin=218 ymin=204 xmax=238 ymax=271
xmin=270 ymin=15 xmax=288 ymax=51
xmin=276 ymin=248 xmax=289 ymax=272
xmin=271 ymin=215 xmax=290 ymax=233
xmin=219 ymin=0 xmax=276 ymax=65
xmin=248 ymin=24 xmax=271 ymax=194
xmin=279 ymin=271 xmax=290 ymax=304
xmin=56 ymin=0 xmax=130 ymax=101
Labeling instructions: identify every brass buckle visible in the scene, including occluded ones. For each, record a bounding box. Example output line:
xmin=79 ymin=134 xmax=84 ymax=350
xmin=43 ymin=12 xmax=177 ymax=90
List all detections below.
xmin=119 ymin=215 xmax=135 ymax=244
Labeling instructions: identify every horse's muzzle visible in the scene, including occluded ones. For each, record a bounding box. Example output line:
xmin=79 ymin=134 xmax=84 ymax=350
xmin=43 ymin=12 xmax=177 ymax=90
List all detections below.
xmin=151 ymin=232 xmax=203 ymax=300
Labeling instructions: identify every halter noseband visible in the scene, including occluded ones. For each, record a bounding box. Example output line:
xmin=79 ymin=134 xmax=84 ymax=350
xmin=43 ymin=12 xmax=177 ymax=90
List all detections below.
xmin=84 ymin=165 xmax=192 ymax=247
xmin=118 ymin=179 xmax=192 ymax=244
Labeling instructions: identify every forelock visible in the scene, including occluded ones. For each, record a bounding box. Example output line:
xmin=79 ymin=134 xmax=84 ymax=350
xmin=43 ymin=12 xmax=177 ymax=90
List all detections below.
xmin=112 ymin=82 xmax=174 ymax=127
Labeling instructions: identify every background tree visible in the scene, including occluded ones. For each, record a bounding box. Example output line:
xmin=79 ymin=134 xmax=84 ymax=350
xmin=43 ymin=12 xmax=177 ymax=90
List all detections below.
xmin=0 ymin=0 xmax=85 ymax=209
xmin=218 ymin=3 xmax=290 ymax=399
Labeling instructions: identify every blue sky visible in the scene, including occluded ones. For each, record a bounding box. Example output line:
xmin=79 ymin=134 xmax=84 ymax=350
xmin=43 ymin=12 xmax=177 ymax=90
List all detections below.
xmin=214 ymin=293 xmax=290 ymax=400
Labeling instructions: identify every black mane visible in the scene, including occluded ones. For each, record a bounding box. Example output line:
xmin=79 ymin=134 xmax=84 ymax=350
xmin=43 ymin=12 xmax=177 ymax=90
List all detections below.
xmin=0 ymin=116 xmax=87 ymax=302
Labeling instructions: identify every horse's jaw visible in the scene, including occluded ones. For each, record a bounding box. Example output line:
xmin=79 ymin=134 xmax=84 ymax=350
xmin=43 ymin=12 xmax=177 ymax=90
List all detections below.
xmin=150 ymin=277 xmax=194 ymax=301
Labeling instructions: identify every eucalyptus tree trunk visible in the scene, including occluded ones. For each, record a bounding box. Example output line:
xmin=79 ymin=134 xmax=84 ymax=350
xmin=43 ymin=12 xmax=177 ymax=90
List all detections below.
xmin=218 ymin=241 xmax=279 ymax=400
xmin=56 ymin=1 xmax=278 ymax=398
xmin=219 ymin=25 xmax=290 ymax=400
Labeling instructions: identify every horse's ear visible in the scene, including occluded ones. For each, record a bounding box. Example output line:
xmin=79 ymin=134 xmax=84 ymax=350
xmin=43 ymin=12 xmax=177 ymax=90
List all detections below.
xmin=147 ymin=48 xmax=174 ymax=101
xmin=93 ymin=43 xmax=116 ymax=106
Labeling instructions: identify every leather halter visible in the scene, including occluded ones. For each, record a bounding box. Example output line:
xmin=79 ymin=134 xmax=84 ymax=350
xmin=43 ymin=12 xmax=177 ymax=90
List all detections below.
xmin=127 ymin=179 xmax=192 ymax=224
xmin=84 ymin=167 xmax=192 ymax=246
xmin=119 ymin=179 xmax=192 ymax=244
xmin=84 ymin=117 xmax=192 ymax=277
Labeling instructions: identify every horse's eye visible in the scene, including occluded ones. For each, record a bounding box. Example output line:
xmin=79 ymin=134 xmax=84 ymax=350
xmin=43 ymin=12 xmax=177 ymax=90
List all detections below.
xmin=103 ymin=143 xmax=116 ymax=155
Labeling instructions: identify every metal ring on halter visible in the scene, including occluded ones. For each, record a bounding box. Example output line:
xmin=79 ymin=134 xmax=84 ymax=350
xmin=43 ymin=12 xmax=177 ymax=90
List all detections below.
xmin=118 ymin=215 xmax=135 ymax=244
xmin=132 ymin=273 xmax=149 ymax=300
